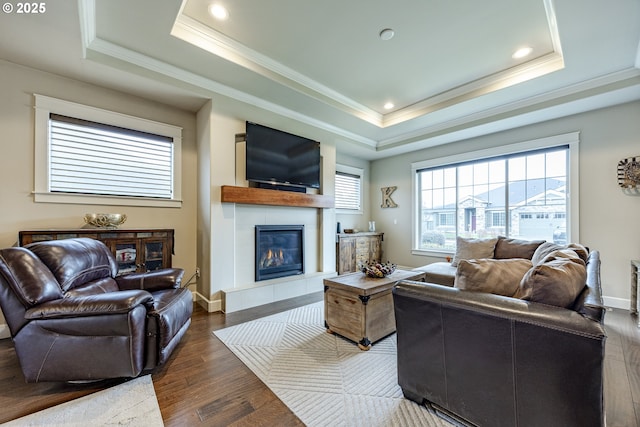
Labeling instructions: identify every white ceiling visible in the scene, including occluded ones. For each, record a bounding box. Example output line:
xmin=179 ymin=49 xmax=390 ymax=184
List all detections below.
xmin=1 ymin=0 xmax=639 ymax=159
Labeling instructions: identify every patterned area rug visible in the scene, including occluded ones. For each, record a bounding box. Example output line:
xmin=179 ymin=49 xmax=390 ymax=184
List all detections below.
xmin=214 ymin=302 xmax=452 ymax=427
xmin=2 ymin=375 xmax=163 ymax=427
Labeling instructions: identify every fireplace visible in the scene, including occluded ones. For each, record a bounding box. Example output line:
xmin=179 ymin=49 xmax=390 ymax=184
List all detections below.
xmin=255 ymin=225 xmax=304 ymax=281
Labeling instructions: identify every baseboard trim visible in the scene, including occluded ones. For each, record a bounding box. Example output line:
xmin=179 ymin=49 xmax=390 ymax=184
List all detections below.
xmin=603 ymin=296 xmax=630 ymax=311
xmin=194 ymin=291 xmax=222 ymax=313
xmin=0 ymin=324 xmax=10 ymax=340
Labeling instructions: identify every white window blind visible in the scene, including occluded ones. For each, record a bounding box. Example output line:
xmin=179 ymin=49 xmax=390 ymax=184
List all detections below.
xmin=335 ymin=171 xmax=361 ymax=210
xmin=49 ymin=114 xmax=174 ymax=199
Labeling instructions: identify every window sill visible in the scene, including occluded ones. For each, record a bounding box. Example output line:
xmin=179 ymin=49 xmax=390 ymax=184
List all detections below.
xmin=411 ymin=248 xmax=453 ymax=259
xmin=33 ymin=192 xmax=182 ymax=208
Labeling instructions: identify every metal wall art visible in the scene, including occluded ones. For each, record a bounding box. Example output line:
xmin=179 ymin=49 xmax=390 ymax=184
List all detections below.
xmin=381 ymin=186 xmax=398 ymax=208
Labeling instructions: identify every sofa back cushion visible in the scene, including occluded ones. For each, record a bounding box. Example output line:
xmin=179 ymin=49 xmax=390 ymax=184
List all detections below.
xmin=451 ymin=236 xmax=498 ymax=267
xmin=515 ymin=250 xmax=587 ymax=308
xmin=455 ymin=258 xmax=533 ymax=297
xmin=494 ymin=237 xmax=545 ymax=260
xmin=27 ymin=238 xmax=118 ymax=292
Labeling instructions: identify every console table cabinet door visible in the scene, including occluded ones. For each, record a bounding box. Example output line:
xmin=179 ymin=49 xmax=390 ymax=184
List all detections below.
xmin=336 ymin=233 xmax=383 ymax=275
xmin=19 ymin=229 xmax=174 ymax=276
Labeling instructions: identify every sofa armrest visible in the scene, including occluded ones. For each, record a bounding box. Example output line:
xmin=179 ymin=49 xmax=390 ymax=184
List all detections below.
xmin=116 ymin=268 xmax=185 ymax=292
xmin=24 ymin=290 xmax=153 ymax=320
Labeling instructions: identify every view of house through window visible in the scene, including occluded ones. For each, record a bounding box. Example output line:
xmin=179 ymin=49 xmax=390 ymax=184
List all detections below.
xmin=417 ymin=146 xmax=568 ymax=251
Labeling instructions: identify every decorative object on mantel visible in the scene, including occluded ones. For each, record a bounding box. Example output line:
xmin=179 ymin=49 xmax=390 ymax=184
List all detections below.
xmin=84 ymin=213 xmax=127 ymax=229
xmin=360 ymin=260 xmax=397 ymax=278
xmin=617 ymin=156 xmax=640 ymax=195
xmin=343 ymin=228 xmax=355 ymax=234
xmin=381 ymin=186 xmax=398 ymax=208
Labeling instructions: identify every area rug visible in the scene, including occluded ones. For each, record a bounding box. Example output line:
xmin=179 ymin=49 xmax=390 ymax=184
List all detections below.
xmin=2 ymin=375 xmax=163 ymax=427
xmin=214 ymin=302 xmax=453 ymax=427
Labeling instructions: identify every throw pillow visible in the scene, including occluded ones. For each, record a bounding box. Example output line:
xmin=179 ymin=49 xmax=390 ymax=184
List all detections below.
xmin=531 ymin=241 xmax=589 ymax=266
xmin=567 ymin=243 xmax=589 ymax=263
xmin=494 ymin=237 xmax=545 ymax=260
xmin=451 ymin=236 xmax=498 ymax=267
xmin=539 ymin=248 xmax=586 ymax=266
xmin=514 ymin=256 xmax=587 ymax=308
xmin=530 ymin=241 xmax=562 ymax=266
xmin=455 ymin=258 xmax=533 ymax=297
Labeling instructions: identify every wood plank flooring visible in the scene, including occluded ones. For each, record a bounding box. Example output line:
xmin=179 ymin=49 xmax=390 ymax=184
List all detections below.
xmin=0 ymin=294 xmax=638 ymax=426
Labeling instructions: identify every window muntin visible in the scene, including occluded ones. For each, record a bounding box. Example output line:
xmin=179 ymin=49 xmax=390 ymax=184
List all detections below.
xmin=416 ymin=145 xmax=569 ymax=252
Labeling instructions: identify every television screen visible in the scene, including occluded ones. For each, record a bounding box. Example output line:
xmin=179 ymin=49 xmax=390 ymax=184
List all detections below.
xmin=245 ymin=121 xmax=320 ymax=189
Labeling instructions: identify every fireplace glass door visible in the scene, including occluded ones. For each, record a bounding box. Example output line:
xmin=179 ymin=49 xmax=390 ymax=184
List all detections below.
xmin=255 ymin=225 xmax=304 ymax=281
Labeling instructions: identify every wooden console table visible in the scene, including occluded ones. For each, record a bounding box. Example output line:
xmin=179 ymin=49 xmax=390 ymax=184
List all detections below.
xmin=19 ymin=229 xmax=174 ymax=276
xmin=336 ymin=232 xmax=384 ymax=275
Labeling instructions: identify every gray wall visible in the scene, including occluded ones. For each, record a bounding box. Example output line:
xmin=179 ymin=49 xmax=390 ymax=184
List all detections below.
xmin=336 ymin=153 xmax=372 ymax=233
xmin=369 ymin=100 xmax=640 ymax=308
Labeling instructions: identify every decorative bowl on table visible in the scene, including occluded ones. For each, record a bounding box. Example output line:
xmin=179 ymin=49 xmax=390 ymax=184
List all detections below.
xmin=360 ymin=261 xmax=397 ymax=278
xmin=84 ymin=213 xmax=127 ymax=229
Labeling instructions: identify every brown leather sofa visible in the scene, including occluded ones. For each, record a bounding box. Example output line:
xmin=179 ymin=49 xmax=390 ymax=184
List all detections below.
xmin=393 ymin=250 xmax=606 ymax=427
xmin=0 ymin=237 xmax=193 ymax=382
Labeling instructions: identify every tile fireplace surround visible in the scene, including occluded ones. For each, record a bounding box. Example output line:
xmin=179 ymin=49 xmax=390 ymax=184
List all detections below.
xmin=219 ymin=202 xmax=335 ymax=313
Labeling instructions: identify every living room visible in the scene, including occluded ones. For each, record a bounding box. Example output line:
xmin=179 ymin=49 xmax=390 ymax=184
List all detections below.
xmin=0 ymin=1 xmax=639 ymax=425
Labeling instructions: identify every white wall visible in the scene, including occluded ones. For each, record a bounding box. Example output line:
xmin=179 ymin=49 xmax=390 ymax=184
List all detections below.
xmin=370 ymin=100 xmax=640 ymax=309
xmin=0 ymin=60 xmax=199 ymax=337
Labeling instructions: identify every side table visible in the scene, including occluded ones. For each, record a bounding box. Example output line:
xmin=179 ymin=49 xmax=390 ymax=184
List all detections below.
xmin=324 ymin=269 xmax=426 ymax=350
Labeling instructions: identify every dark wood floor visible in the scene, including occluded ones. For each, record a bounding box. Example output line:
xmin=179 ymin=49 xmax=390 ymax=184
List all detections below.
xmin=0 ymin=294 xmax=638 ymax=426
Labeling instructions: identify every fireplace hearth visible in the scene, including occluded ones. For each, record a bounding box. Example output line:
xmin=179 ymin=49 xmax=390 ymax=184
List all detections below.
xmin=255 ymin=225 xmax=304 ymax=281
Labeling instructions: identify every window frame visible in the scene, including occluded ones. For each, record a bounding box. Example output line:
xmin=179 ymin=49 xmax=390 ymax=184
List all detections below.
xmin=34 ymin=94 xmax=182 ymax=207
xmin=411 ymin=132 xmax=580 ymax=257
xmin=335 ymin=164 xmax=364 ymax=214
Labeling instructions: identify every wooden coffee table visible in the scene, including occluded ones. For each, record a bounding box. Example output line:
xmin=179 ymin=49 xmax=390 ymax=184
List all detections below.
xmin=324 ymin=269 xmax=426 ymax=350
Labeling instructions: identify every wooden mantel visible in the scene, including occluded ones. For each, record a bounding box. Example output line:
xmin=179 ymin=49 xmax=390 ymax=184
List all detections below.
xmin=221 ymin=185 xmax=334 ymax=208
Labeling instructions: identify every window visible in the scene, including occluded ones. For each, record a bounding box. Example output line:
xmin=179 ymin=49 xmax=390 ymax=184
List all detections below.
xmin=412 ymin=133 xmax=579 ymax=254
xmin=34 ymin=94 xmax=182 ymax=207
xmin=335 ymin=165 xmax=363 ymax=213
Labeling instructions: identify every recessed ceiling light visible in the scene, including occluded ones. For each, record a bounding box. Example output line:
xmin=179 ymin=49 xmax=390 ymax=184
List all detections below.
xmin=209 ymin=4 xmax=229 ymax=20
xmin=384 ymin=102 xmax=395 ymax=110
xmin=379 ymin=28 xmax=395 ymax=41
xmin=512 ymin=46 xmax=533 ymax=59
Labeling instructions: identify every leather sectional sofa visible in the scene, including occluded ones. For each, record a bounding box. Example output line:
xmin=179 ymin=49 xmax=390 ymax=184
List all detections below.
xmin=393 ymin=237 xmax=606 ymax=427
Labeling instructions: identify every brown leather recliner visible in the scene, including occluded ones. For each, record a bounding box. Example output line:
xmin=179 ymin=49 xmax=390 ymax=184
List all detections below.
xmin=0 ymin=237 xmax=193 ymax=382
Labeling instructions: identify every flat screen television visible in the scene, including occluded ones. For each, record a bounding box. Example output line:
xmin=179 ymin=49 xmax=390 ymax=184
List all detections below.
xmin=245 ymin=121 xmax=321 ymax=190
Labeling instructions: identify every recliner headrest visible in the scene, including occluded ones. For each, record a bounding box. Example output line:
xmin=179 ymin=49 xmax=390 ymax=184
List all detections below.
xmin=27 ymin=238 xmax=118 ymax=292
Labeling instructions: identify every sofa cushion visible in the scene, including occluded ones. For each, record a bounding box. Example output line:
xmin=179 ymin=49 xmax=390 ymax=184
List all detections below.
xmin=414 ymin=262 xmax=456 ymax=287
xmin=455 ymin=258 xmax=533 ymax=296
xmin=451 ymin=236 xmax=498 ymax=267
xmin=515 ymin=252 xmax=587 ymax=308
xmin=494 ymin=237 xmax=545 ymax=260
